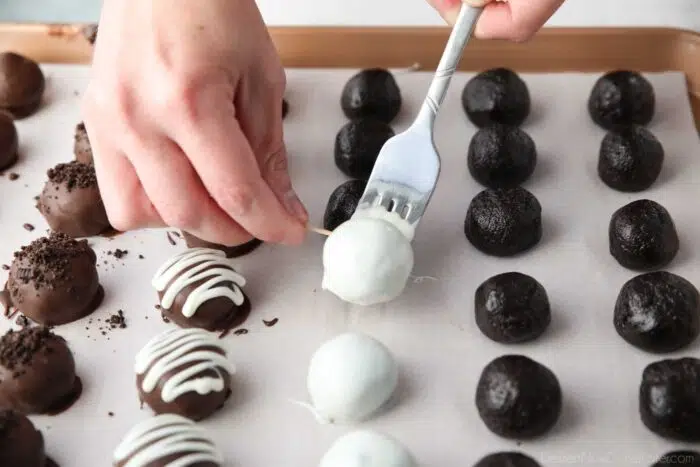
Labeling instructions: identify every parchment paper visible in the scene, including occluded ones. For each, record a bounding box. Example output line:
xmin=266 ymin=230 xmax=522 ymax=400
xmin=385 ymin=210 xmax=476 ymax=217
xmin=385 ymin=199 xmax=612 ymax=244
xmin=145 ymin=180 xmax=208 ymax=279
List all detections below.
xmin=1 ymin=65 xmax=699 ymax=466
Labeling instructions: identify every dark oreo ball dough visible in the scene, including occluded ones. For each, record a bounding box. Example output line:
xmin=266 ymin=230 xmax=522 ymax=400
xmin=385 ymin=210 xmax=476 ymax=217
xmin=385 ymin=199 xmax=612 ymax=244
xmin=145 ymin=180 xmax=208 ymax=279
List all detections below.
xmin=465 ymin=187 xmax=542 ymax=257
xmin=475 ymin=272 xmax=550 ymax=344
xmin=609 ymin=200 xmax=679 ymax=270
xmin=4 ymin=232 xmax=103 ymax=326
xmin=476 ymin=355 xmax=562 ymax=439
xmin=0 ymin=409 xmax=55 ymax=467
xmin=598 ymin=125 xmax=664 ymax=192
xmin=615 ymin=271 xmax=700 ymax=353
xmin=474 ymin=452 xmax=541 ymax=467
xmin=74 ymin=122 xmax=93 ymax=164
xmin=323 ymin=179 xmax=367 ymax=231
xmin=334 ymin=118 xmax=394 ymax=179
xmin=462 ymin=68 xmax=530 ymax=128
xmin=0 ymin=327 xmax=82 ymax=415
xmin=588 ymin=70 xmax=655 ymax=130
xmin=652 ymin=451 xmax=700 ymax=466
xmin=468 ymin=124 xmax=537 ymax=189
xmin=341 ymin=68 xmax=401 ymax=124
xmin=181 ymin=231 xmax=262 ymax=258
xmin=0 ymin=52 xmax=45 ymax=119
xmin=639 ymin=357 xmax=700 ymax=441
xmin=37 ymin=161 xmax=111 ymax=238
xmin=0 ymin=111 xmax=18 ymax=171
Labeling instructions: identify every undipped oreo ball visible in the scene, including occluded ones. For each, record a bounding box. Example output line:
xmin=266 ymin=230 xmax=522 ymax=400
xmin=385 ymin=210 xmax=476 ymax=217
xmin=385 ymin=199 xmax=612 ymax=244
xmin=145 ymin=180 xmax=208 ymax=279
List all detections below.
xmin=341 ymin=68 xmax=401 ymax=124
xmin=323 ymin=179 xmax=367 ymax=231
xmin=4 ymin=232 xmax=103 ymax=326
xmin=598 ymin=125 xmax=664 ymax=192
xmin=0 ymin=52 xmax=45 ymax=119
xmin=474 ymin=452 xmax=542 ymax=467
xmin=465 ymin=187 xmax=542 ymax=257
xmin=475 ymin=272 xmax=550 ymax=344
xmin=181 ymin=231 xmax=262 ymax=258
xmin=609 ymin=199 xmax=679 ymax=270
xmin=468 ymin=124 xmax=537 ymax=189
xmin=462 ymin=68 xmax=530 ymax=128
xmin=334 ymin=118 xmax=394 ymax=179
xmin=0 ymin=327 xmax=82 ymax=415
xmin=588 ymin=70 xmax=655 ymax=130
xmin=475 ymin=355 xmax=562 ymax=439
xmin=614 ymin=271 xmax=700 ymax=353
xmin=639 ymin=357 xmax=700 ymax=441
xmin=37 ymin=161 xmax=111 ymax=238
xmin=652 ymin=451 xmax=700 ymax=466
xmin=73 ymin=122 xmax=93 ymax=164
xmin=0 ymin=409 xmax=56 ymax=467
xmin=0 ymin=112 xmax=18 ymax=171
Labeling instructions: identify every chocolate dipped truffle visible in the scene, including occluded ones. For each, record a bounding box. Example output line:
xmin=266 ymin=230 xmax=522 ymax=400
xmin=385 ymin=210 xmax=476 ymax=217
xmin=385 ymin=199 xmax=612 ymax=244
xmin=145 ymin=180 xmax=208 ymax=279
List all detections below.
xmin=334 ymin=117 xmax=395 ymax=180
xmin=136 ymin=328 xmax=234 ymax=421
xmin=37 ymin=161 xmax=111 ymax=238
xmin=0 ymin=409 xmax=56 ymax=466
xmin=462 ymin=68 xmax=530 ymax=128
xmin=474 ymin=452 xmax=541 ymax=467
xmin=588 ymin=70 xmax=655 ymax=130
xmin=652 ymin=451 xmax=700 ymax=466
xmin=614 ymin=271 xmax=700 ymax=353
xmin=181 ymin=231 xmax=262 ymax=258
xmin=639 ymin=357 xmax=700 ymax=441
xmin=0 ymin=112 xmax=18 ymax=171
xmin=465 ymin=187 xmax=542 ymax=257
xmin=0 ymin=52 xmax=45 ymax=118
xmin=0 ymin=326 xmax=81 ymax=415
xmin=323 ymin=179 xmax=367 ymax=231
xmin=73 ymin=122 xmax=93 ymax=164
xmin=113 ymin=413 xmax=223 ymax=467
xmin=475 ymin=354 xmax=562 ymax=439
xmin=340 ymin=68 xmax=402 ymax=124
xmin=152 ymin=248 xmax=251 ymax=334
xmin=475 ymin=272 xmax=551 ymax=344
xmin=468 ymin=123 xmax=537 ymax=189
xmin=598 ymin=124 xmax=664 ymax=192
xmin=609 ymin=199 xmax=679 ymax=270
xmin=3 ymin=232 xmax=103 ymax=326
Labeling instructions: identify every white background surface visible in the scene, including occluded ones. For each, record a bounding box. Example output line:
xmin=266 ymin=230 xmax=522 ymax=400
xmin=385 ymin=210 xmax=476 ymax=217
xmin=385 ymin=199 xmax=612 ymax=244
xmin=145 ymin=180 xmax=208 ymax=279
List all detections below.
xmin=1 ymin=64 xmax=700 ymax=466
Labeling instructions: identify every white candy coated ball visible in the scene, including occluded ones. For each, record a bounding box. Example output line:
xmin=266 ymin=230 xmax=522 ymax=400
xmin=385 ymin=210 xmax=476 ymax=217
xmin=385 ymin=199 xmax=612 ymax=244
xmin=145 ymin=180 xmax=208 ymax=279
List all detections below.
xmin=319 ymin=430 xmax=416 ymax=467
xmin=321 ymin=216 xmax=414 ymax=306
xmin=307 ymin=332 xmax=398 ymax=424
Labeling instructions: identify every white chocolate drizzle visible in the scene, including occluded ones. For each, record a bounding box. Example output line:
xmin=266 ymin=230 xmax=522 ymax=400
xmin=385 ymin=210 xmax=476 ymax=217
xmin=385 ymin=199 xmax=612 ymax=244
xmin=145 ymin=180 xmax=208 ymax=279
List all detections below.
xmin=135 ymin=328 xmax=235 ymax=403
xmin=113 ymin=413 xmax=223 ymax=467
xmin=152 ymin=248 xmax=246 ymax=318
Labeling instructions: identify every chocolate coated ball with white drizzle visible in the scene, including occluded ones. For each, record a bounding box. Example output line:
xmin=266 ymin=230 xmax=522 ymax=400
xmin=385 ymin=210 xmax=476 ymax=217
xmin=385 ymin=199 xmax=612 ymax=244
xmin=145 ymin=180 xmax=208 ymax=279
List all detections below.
xmin=152 ymin=248 xmax=251 ymax=334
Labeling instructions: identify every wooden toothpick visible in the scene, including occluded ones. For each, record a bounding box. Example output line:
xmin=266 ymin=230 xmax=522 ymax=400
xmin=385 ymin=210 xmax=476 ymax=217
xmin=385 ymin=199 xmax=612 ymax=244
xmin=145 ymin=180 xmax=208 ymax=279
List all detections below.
xmin=307 ymin=225 xmax=331 ymax=236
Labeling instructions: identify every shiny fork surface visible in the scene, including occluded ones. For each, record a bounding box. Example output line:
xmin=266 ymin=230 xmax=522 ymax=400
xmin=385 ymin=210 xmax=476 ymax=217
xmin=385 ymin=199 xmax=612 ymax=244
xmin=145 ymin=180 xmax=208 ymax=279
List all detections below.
xmin=353 ymin=5 xmax=482 ymax=231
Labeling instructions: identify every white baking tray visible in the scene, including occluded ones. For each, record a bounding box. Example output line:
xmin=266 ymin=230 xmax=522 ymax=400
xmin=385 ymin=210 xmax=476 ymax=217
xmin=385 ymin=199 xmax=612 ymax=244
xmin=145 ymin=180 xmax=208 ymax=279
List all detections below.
xmin=1 ymin=65 xmax=699 ymax=466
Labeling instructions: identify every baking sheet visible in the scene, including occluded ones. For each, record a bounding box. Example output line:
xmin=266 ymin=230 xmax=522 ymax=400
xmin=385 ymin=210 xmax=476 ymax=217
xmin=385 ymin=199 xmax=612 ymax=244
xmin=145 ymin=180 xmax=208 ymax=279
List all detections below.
xmin=1 ymin=65 xmax=700 ymax=466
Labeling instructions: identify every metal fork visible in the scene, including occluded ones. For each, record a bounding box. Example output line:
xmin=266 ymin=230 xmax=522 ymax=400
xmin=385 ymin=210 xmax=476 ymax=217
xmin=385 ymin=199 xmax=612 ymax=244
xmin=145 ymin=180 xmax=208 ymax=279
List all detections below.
xmin=352 ymin=5 xmax=483 ymax=234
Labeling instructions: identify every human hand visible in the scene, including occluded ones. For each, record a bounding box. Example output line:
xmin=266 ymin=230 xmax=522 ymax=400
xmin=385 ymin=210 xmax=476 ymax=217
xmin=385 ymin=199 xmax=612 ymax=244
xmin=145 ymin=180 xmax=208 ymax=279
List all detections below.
xmin=83 ymin=0 xmax=308 ymax=246
xmin=427 ymin=0 xmax=565 ymax=42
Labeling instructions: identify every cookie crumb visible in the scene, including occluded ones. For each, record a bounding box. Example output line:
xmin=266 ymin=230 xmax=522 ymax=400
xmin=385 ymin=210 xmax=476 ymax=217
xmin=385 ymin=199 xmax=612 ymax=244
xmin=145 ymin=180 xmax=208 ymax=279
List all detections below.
xmin=22 ymin=223 xmax=34 ymax=232
xmin=234 ymin=329 xmax=249 ymax=336
xmin=8 ymin=173 xmax=18 ymax=181
xmin=263 ymin=318 xmax=279 ymax=327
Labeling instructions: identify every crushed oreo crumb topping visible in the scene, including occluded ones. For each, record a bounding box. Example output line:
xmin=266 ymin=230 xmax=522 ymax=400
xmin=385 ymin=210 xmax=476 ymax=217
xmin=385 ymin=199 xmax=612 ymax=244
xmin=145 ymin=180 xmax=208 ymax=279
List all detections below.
xmin=46 ymin=161 xmax=97 ymax=191
xmin=0 ymin=326 xmax=61 ymax=374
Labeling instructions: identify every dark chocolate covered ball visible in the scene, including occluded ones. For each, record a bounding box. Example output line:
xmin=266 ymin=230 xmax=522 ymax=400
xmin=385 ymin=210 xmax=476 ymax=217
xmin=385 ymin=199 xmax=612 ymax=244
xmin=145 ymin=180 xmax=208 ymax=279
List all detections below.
xmin=652 ymin=451 xmax=700 ymax=466
xmin=462 ymin=68 xmax=530 ymax=128
xmin=0 ymin=327 xmax=81 ymax=415
xmin=0 ymin=409 xmax=53 ymax=466
xmin=639 ymin=357 xmax=700 ymax=441
xmin=0 ymin=52 xmax=45 ymax=119
xmin=181 ymin=231 xmax=262 ymax=258
xmin=609 ymin=199 xmax=679 ymax=270
xmin=341 ymin=68 xmax=401 ymax=124
xmin=334 ymin=118 xmax=394 ymax=179
xmin=323 ymin=179 xmax=367 ymax=231
xmin=74 ymin=122 xmax=93 ymax=164
xmin=4 ymin=232 xmax=103 ymax=326
xmin=474 ymin=452 xmax=542 ymax=467
xmin=468 ymin=124 xmax=537 ymax=189
xmin=282 ymin=99 xmax=289 ymax=119
xmin=37 ymin=161 xmax=111 ymax=238
xmin=475 ymin=272 xmax=550 ymax=344
xmin=615 ymin=271 xmax=700 ymax=353
xmin=598 ymin=125 xmax=664 ymax=192
xmin=0 ymin=112 xmax=18 ymax=171
xmin=465 ymin=187 xmax=542 ymax=257
xmin=475 ymin=355 xmax=561 ymax=439
xmin=588 ymin=70 xmax=655 ymax=130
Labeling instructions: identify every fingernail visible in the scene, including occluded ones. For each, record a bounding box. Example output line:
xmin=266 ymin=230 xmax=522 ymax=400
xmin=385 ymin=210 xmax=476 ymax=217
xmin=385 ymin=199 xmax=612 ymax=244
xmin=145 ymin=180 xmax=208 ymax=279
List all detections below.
xmin=283 ymin=191 xmax=309 ymax=223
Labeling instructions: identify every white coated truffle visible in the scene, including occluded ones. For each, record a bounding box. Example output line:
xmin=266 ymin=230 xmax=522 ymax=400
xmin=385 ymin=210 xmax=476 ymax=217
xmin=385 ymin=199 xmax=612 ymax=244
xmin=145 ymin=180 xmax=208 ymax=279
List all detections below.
xmin=322 ymin=213 xmax=414 ymax=306
xmin=307 ymin=332 xmax=399 ymax=424
xmin=319 ymin=430 xmax=416 ymax=467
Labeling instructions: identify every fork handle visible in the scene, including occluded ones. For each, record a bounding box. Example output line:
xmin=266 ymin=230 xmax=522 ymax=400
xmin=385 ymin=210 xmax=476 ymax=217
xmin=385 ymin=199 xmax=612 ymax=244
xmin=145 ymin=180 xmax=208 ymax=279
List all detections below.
xmin=416 ymin=5 xmax=482 ymax=128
